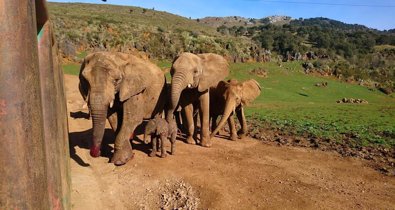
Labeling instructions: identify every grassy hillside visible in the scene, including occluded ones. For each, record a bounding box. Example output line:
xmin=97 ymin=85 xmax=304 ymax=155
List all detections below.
xmin=49 ymin=2 xmax=217 ymax=35
xmin=48 ymin=2 xmax=259 ymax=61
xmin=230 ymin=62 xmax=394 ymax=147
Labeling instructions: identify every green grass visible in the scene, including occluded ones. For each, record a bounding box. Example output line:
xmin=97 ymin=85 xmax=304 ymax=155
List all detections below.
xmin=62 ymin=64 xmax=80 ymax=75
xmin=230 ymin=61 xmax=395 ymax=147
xmin=155 ymin=60 xmax=172 ymax=82
xmin=76 ymin=51 xmax=88 ymax=59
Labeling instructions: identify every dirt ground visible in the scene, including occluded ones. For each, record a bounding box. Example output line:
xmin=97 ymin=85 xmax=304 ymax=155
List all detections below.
xmin=65 ymin=74 xmax=395 ymax=210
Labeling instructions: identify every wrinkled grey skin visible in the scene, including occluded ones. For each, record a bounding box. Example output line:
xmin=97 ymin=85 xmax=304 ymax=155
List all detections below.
xmin=210 ymin=79 xmax=261 ymax=140
xmin=144 ymin=117 xmax=177 ymax=158
xmin=166 ymin=52 xmax=229 ymax=147
xmin=79 ymin=52 xmax=166 ymax=165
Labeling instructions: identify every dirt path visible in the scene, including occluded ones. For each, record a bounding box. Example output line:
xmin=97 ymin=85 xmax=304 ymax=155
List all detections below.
xmin=65 ymin=75 xmax=395 ymax=210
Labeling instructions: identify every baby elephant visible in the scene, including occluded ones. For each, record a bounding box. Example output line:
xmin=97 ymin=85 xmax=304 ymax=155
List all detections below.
xmin=144 ymin=116 xmax=177 ymax=158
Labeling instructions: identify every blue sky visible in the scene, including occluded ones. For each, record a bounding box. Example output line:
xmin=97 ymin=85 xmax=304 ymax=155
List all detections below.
xmin=49 ymin=0 xmax=395 ymax=30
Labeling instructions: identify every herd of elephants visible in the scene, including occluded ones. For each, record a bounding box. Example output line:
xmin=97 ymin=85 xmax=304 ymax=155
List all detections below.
xmin=79 ymin=51 xmax=261 ymax=165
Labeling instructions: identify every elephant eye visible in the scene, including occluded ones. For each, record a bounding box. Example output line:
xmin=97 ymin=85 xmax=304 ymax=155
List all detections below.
xmin=113 ymin=79 xmax=120 ymax=85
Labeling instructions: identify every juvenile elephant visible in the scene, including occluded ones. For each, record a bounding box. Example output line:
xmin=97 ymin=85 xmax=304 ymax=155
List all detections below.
xmin=210 ymin=79 xmax=261 ymax=140
xmin=79 ymin=52 xmax=166 ymax=165
xmin=144 ymin=116 xmax=177 ymax=158
xmin=166 ymin=52 xmax=229 ymax=147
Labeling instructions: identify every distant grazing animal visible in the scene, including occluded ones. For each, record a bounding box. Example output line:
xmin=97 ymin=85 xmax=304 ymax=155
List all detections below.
xmin=315 ymin=82 xmax=328 ymax=87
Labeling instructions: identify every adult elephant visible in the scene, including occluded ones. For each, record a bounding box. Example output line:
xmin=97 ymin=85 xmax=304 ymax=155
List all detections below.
xmin=79 ymin=52 xmax=166 ymax=165
xmin=210 ymin=79 xmax=261 ymax=140
xmin=166 ymin=52 xmax=229 ymax=147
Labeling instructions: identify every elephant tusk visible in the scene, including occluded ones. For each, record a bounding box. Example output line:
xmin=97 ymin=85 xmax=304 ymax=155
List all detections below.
xmin=187 ymin=83 xmax=192 ymax=88
xmin=82 ymin=102 xmax=88 ymax=109
xmin=109 ymin=100 xmax=114 ymax=108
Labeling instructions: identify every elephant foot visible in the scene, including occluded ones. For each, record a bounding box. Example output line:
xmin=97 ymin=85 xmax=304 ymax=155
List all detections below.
xmin=111 ymin=144 xmax=134 ymax=166
xmin=160 ymin=153 xmax=167 ymax=158
xmin=200 ymin=137 xmax=212 ymax=147
xmin=90 ymin=145 xmax=101 ymax=157
xmin=237 ymin=130 xmax=246 ymax=139
xmin=230 ymin=134 xmax=238 ymax=141
xmin=185 ymin=136 xmax=196 ymax=145
xmin=149 ymin=151 xmax=156 ymax=157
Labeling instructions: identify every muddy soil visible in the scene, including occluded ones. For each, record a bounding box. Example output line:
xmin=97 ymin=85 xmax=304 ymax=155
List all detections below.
xmin=247 ymin=119 xmax=395 ymax=176
xmin=65 ymin=75 xmax=395 ymax=209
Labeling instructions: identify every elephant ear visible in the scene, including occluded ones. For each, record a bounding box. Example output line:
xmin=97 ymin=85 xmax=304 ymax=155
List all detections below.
xmin=217 ymin=80 xmax=229 ymax=90
xmin=155 ymin=124 xmax=167 ymax=136
xmin=197 ymin=53 xmax=229 ymax=92
xmin=78 ymin=60 xmax=90 ymax=102
xmin=241 ymin=79 xmax=261 ymax=106
xmin=155 ymin=118 xmax=168 ymax=136
xmin=119 ymin=56 xmax=148 ymax=102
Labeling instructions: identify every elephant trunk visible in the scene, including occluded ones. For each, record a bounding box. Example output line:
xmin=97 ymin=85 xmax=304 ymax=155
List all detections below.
xmin=90 ymin=102 xmax=108 ymax=158
xmin=166 ymin=73 xmax=188 ymax=122
xmin=143 ymin=130 xmax=150 ymax=144
xmin=211 ymin=97 xmax=236 ymax=137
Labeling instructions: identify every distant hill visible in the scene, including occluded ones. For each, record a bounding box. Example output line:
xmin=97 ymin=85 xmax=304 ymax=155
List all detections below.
xmin=199 ymin=15 xmax=292 ymax=28
xmin=49 ymin=2 xmax=394 ymax=91
xmin=290 ymin=17 xmax=372 ymax=32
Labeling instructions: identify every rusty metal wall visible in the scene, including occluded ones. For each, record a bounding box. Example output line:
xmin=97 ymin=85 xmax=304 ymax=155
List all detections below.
xmin=0 ymin=0 xmax=50 ymax=208
xmin=37 ymin=12 xmax=71 ymax=210
xmin=0 ymin=0 xmax=70 ymax=209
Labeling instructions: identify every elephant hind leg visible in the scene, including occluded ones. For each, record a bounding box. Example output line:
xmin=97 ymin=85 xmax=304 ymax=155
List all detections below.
xmin=170 ymin=132 xmax=176 ymax=155
xmin=184 ymin=103 xmax=196 ymax=145
xmin=236 ymin=106 xmax=247 ymax=138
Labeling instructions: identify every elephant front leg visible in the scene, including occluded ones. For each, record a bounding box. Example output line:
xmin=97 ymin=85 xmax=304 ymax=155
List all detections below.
xmin=107 ymin=111 xmax=118 ymax=133
xmin=184 ymin=103 xmax=196 ymax=145
xmin=227 ymin=114 xmax=238 ymax=141
xmin=236 ymin=106 xmax=248 ymax=138
xmin=160 ymin=134 xmax=167 ymax=158
xmin=149 ymin=135 xmax=157 ymax=157
xmin=112 ymin=126 xmax=135 ymax=165
xmin=107 ymin=103 xmax=123 ymax=134
xmin=199 ymin=91 xmax=211 ymax=147
xmin=111 ymin=100 xmax=142 ymax=166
